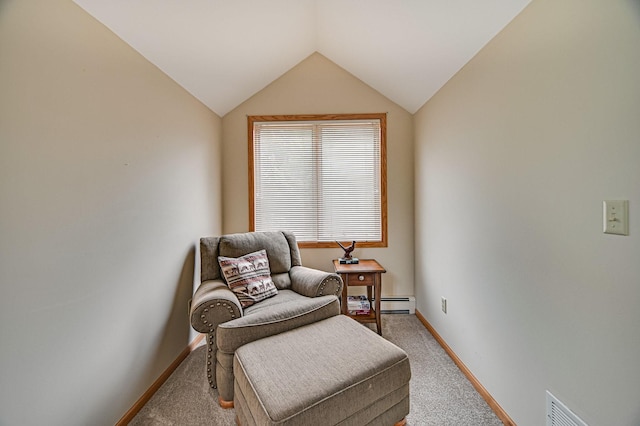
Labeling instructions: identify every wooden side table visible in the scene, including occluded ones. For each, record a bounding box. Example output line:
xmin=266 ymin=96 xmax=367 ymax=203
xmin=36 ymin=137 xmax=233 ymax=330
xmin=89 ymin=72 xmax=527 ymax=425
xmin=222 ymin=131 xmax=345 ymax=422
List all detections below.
xmin=333 ymin=259 xmax=386 ymax=335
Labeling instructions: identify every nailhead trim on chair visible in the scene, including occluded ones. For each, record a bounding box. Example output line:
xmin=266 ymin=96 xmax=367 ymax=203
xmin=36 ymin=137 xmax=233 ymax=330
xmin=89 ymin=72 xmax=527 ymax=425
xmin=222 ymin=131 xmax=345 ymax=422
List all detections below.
xmin=318 ymin=276 xmax=341 ymax=297
xmin=207 ymin=333 xmax=215 ymax=388
xmin=203 ymin=301 xmax=238 ymax=390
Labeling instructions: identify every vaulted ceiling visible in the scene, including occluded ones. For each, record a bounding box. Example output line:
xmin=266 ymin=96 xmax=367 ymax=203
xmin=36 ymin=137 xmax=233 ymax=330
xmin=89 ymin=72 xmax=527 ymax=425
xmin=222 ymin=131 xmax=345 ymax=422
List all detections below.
xmin=73 ymin=0 xmax=532 ymax=116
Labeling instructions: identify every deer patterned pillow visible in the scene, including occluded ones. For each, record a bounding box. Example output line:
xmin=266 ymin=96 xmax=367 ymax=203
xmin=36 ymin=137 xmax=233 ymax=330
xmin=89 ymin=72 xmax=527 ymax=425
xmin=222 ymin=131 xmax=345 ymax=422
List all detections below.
xmin=218 ymin=249 xmax=278 ymax=308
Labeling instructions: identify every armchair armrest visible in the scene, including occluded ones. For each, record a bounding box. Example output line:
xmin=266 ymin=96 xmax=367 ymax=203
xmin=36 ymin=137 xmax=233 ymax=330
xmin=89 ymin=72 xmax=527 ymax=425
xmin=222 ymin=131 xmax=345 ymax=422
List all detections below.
xmin=189 ymin=280 xmax=243 ymax=333
xmin=290 ymin=266 xmax=343 ymax=298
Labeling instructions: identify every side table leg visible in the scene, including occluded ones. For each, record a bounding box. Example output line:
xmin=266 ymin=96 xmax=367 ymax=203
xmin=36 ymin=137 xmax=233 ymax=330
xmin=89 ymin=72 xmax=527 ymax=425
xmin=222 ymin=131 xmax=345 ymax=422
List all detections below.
xmin=340 ymin=274 xmax=348 ymax=315
xmin=375 ymin=274 xmax=382 ymax=335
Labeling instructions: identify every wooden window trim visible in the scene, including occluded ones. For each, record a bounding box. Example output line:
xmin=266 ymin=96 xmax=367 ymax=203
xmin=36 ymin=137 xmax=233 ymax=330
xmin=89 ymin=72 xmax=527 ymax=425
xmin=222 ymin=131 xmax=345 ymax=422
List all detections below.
xmin=248 ymin=113 xmax=387 ymax=249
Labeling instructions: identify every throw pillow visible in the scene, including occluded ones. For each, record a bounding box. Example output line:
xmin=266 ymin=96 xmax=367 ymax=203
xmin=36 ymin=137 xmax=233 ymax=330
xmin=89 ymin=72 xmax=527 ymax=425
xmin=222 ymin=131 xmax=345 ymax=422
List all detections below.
xmin=218 ymin=249 xmax=278 ymax=308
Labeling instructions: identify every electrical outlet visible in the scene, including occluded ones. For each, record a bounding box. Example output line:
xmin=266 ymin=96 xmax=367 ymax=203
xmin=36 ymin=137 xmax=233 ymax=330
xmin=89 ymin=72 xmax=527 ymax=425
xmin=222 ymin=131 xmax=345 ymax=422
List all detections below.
xmin=441 ymin=297 xmax=447 ymax=314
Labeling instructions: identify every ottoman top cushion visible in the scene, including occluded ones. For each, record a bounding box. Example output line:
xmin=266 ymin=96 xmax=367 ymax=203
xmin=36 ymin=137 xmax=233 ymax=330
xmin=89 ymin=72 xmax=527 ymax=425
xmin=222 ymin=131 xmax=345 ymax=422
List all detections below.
xmin=234 ymin=315 xmax=411 ymax=424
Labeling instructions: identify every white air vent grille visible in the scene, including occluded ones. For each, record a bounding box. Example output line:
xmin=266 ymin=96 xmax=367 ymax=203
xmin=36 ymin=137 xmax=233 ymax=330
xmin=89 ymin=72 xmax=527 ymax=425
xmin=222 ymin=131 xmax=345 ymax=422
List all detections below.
xmin=546 ymin=391 xmax=588 ymax=426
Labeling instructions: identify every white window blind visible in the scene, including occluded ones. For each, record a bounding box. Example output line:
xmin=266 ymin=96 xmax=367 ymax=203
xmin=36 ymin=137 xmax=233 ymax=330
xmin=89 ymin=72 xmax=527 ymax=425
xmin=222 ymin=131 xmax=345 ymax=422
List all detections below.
xmin=251 ymin=115 xmax=385 ymax=245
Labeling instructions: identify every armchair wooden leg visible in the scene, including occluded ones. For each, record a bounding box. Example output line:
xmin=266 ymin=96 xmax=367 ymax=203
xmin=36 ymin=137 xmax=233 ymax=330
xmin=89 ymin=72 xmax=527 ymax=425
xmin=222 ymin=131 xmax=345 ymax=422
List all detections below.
xmin=218 ymin=396 xmax=234 ymax=409
xmin=394 ymin=418 xmax=407 ymax=426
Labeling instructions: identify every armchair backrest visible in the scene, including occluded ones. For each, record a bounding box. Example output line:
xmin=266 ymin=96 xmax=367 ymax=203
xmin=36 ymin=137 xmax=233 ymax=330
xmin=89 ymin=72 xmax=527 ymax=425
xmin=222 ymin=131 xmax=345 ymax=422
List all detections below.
xmin=200 ymin=231 xmax=303 ymax=286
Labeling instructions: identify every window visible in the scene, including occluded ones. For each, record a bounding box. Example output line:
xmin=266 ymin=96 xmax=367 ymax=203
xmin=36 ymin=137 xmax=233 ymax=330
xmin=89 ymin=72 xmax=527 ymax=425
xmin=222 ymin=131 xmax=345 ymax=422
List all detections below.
xmin=249 ymin=113 xmax=387 ymax=248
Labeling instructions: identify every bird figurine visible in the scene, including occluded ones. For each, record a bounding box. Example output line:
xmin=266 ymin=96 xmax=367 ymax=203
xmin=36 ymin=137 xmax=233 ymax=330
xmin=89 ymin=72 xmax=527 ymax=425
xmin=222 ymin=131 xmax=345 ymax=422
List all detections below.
xmin=336 ymin=240 xmax=356 ymax=259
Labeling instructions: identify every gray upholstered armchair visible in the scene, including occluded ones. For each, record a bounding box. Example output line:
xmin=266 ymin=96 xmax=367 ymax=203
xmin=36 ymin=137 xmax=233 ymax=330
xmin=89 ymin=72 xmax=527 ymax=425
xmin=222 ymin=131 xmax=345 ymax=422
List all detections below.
xmin=189 ymin=231 xmax=343 ymax=407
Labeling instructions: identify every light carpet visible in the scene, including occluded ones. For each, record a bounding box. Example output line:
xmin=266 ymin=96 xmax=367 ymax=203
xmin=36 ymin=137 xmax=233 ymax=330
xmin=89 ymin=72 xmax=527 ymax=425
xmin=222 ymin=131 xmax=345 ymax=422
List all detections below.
xmin=130 ymin=314 xmax=502 ymax=425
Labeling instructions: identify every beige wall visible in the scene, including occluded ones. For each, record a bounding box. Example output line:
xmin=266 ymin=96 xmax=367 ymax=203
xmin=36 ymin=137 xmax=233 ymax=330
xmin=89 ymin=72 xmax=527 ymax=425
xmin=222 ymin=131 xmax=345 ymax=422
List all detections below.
xmin=222 ymin=53 xmax=415 ymax=297
xmin=414 ymin=0 xmax=640 ymax=425
xmin=7 ymin=0 xmax=637 ymax=424
xmin=0 ymin=1 xmax=222 ymax=424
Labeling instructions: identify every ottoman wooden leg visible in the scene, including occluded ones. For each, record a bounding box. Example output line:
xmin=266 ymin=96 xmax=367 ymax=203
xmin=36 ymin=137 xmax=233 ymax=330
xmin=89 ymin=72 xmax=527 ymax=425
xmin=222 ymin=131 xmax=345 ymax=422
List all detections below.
xmin=394 ymin=418 xmax=407 ymax=426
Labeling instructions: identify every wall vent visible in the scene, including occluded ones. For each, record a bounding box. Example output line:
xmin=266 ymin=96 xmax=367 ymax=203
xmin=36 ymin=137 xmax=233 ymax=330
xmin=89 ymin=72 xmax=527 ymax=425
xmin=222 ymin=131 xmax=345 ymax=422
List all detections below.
xmin=546 ymin=391 xmax=588 ymax=426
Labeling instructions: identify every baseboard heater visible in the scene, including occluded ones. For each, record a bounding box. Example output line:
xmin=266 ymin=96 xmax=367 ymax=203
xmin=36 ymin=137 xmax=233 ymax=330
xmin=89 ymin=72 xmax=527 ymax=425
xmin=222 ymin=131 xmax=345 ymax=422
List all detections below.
xmin=373 ymin=296 xmax=416 ymax=314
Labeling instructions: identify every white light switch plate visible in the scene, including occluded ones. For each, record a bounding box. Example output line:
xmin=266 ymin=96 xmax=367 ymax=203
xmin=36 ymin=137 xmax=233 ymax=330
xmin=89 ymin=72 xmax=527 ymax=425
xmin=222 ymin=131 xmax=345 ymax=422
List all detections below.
xmin=603 ymin=200 xmax=629 ymax=235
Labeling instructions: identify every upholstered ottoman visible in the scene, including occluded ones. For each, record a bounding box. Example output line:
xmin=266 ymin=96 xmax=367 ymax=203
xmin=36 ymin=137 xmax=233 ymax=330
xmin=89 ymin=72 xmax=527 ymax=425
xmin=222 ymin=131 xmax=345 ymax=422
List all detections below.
xmin=233 ymin=315 xmax=411 ymax=426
